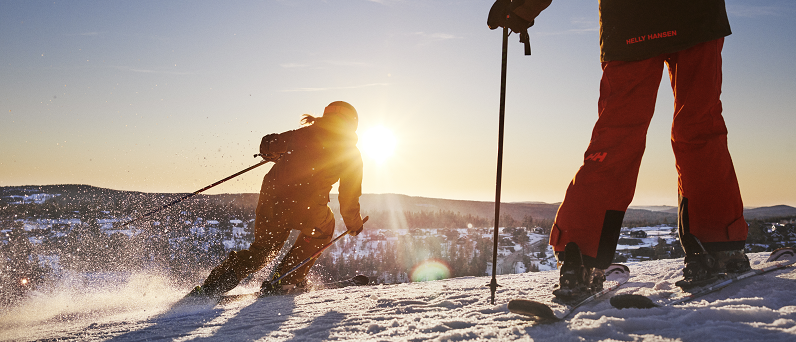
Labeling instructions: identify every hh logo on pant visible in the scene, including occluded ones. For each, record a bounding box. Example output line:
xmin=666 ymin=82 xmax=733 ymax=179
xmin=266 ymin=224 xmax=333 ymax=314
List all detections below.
xmin=585 ymin=152 xmax=607 ymax=162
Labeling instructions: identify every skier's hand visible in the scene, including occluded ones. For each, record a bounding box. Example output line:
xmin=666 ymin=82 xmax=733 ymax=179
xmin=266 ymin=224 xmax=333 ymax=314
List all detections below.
xmin=350 ymin=225 xmax=364 ymax=237
xmin=348 ymin=216 xmax=369 ymax=237
xmin=259 ymin=133 xmax=286 ymax=162
xmin=487 ymin=0 xmax=533 ymax=33
xmin=255 ymin=152 xmax=283 ymax=163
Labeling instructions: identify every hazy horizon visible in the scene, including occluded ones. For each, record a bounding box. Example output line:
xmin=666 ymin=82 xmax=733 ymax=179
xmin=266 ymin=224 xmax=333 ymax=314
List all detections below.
xmin=7 ymin=183 xmax=796 ymax=212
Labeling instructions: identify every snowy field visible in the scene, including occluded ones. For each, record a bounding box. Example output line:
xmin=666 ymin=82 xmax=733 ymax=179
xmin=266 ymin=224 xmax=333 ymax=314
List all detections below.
xmin=616 ymin=226 xmax=678 ymax=251
xmin=2 ymin=252 xmax=796 ymax=341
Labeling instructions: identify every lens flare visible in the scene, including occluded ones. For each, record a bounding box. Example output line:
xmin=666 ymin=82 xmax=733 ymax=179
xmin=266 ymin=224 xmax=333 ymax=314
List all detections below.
xmin=410 ymin=259 xmax=451 ymax=282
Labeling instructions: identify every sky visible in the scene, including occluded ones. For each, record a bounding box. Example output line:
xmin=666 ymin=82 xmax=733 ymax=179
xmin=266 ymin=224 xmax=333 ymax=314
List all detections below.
xmin=1 ymin=0 xmax=795 ymax=208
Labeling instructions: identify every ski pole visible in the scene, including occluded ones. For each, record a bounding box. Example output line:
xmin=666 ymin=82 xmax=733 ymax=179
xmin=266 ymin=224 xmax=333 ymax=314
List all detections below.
xmin=119 ymin=157 xmax=272 ymax=228
xmin=489 ymin=25 xmax=510 ymax=305
xmin=267 ymin=216 xmax=369 ymax=288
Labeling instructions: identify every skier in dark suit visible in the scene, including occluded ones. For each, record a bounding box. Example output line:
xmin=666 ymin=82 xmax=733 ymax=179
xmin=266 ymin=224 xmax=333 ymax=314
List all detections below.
xmin=190 ymin=101 xmax=365 ymax=297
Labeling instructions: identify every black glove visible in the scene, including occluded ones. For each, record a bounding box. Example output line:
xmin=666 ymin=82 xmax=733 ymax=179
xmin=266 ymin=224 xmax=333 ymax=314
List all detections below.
xmin=487 ymin=0 xmax=534 ymax=33
xmin=259 ymin=152 xmax=282 ymax=163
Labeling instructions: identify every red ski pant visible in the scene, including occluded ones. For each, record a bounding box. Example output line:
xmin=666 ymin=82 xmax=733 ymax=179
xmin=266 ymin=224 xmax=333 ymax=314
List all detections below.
xmin=549 ymin=38 xmax=747 ymax=268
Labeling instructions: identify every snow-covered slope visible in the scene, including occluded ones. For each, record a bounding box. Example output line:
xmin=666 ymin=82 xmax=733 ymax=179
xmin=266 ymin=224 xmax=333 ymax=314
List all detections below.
xmin=2 ymin=252 xmax=795 ymax=341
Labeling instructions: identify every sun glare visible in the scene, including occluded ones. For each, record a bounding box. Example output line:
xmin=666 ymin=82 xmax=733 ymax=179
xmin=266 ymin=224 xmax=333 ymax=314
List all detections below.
xmin=359 ymin=126 xmax=397 ymax=164
xmin=411 ymin=259 xmax=451 ymax=282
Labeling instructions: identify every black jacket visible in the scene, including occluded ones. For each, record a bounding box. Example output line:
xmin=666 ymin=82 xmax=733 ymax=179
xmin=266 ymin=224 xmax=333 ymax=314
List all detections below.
xmin=259 ymin=120 xmax=363 ymax=231
xmin=599 ymin=0 xmax=731 ymax=61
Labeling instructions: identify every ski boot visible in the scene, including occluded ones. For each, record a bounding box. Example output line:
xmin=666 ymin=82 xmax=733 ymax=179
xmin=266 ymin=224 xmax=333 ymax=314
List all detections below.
xmin=186 ymin=285 xmax=208 ymax=297
xmin=259 ymin=282 xmax=281 ymax=297
xmin=552 ymin=242 xmax=605 ymax=303
xmin=176 ymin=271 xmax=235 ymax=306
xmin=675 ymin=237 xmax=750 ymax=289
xmin=260 ymin=281 xmax=308 ymax=297
xmin=185 ymin=267 xmax=238 ymax=300
xmin=260 ymin=272 xmax=309 ymax=297
xmin=716 ymin=249 xmax=751 ymax=274
xmin=675 ymin=252 xmax=719 ymax=289
xmin=186 ymin=251 xmax=243 ymax=299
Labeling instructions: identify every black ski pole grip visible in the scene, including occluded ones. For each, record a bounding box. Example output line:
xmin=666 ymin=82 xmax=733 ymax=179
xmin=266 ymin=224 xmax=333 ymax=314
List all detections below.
xmin=520 ymin=30 xmax=531 ymax=55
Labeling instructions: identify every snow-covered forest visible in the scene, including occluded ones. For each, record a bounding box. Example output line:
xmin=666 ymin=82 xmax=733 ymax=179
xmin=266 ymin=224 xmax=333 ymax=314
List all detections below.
xmin=2 ymin=185 xmax=796 ymax=341
xmin=2 ymin=185 xmax=795 ymax=310
xmin=0 ymin=185 xmax=559 ymax=301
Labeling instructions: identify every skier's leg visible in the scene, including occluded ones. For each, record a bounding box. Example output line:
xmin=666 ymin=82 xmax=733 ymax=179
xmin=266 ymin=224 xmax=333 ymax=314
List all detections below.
xmin=668 ymin=39 xmax=748 ymax=287
xmin=550 ymin=56 xmax=665 ymax=269
xmin=197 ymin=181 xmax=291 ymax=296
xmin=668 ymin=38 xmax=747 ymax=255
xmin=271 ymin=209 xmax=335 ymax=288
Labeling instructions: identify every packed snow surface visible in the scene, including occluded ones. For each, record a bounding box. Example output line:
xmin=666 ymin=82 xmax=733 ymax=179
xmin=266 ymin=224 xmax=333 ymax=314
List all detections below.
xmin=2 ymin=252 xmax=796 ymax=341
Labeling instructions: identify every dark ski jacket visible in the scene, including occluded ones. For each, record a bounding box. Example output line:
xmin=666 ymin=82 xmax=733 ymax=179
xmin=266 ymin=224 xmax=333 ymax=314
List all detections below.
xmin=599 ymin=0 xmax=731 ymax=61
xmin=259 ymin=119 xmax=363 ymax=231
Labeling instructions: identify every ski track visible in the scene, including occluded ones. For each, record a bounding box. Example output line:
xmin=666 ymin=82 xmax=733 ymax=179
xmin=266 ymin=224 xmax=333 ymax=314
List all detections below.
xmin=1 ymin=252 xmax=796 ymax=341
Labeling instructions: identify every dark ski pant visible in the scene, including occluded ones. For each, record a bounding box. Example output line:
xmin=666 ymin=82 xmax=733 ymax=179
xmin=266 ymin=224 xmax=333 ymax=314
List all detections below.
xmin=202 ymin=184 xmax=335 ymax=294
xmin=549 ymin=38 xmax=747 ymax=269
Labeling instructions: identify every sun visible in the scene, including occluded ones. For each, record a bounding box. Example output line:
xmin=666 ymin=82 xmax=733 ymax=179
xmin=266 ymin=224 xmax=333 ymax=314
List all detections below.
xmin=359 ymin=126 xmax=397 ymax=164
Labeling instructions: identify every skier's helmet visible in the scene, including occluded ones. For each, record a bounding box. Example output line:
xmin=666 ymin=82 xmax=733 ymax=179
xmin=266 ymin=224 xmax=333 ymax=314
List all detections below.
xmin=322 ymin=101 xmax=358 ymax=131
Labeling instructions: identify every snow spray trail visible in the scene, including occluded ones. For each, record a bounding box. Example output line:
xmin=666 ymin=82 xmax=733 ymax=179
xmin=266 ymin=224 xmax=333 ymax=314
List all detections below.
xmin=0 ymin=271 xmax=185 ymax=341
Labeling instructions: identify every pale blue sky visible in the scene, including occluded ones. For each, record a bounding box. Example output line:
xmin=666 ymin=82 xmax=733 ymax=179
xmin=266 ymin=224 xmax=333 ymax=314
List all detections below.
xmin=2 ymin=0 xmax=795 ymax=207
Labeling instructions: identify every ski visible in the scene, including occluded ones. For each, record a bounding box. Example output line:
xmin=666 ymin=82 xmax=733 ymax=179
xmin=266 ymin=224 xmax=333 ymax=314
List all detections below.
xmin=218 ymin=274 xmax=371 ymax=304
xmin=173 ymin=274 xmax=370 ymax=308
xmin=610 ymin=247 xmax=796 ymax=310
xmin=322 ymin=274 xmax=370 ymax=289
xmin=508 ymin=263 xmax=631 ymax=323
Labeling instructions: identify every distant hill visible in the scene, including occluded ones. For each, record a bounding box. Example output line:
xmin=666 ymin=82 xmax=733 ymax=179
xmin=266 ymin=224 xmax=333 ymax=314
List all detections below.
xmin=344 ymin=193 xmax=673 ymax=225
xmin=2 ymin=185 xmax=794 ymax=224
xmin=349 ymin=193 xmax=560 ymax=221
xmin=627 ymin=204 xmax=796 ymax=221
xmin=743 ymin=205 xmax=796 ymax=220
xmin=629 ymin=205 xmax=678 ymax=214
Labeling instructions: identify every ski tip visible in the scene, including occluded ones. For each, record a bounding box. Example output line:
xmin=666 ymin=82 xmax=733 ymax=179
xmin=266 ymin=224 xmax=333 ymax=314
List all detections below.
xmin=508 ymin=299 xmax=561 ymax=322
xmin=767 ymin=247 xmax=796 ymax=263
xmin=605 ymin=264 xmax=631 ymax=283
xmin=607 ymin=263 xmax=630 ymax=273
xmin=610 ymin=294 xmax=658 ymax=309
